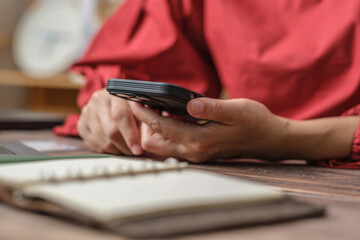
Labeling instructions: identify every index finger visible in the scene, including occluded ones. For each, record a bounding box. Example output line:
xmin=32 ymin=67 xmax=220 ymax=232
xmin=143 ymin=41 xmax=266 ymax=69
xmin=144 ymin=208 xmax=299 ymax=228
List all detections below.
xmin=110 ymin=100 xmax=143 ymax=155
xmin=130 ymin=102 xmax=199 ymax=142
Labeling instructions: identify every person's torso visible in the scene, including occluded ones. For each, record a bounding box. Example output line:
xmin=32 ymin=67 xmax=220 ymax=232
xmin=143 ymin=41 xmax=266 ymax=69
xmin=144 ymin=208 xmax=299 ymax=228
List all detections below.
xmin=204 ymin=0 xmax=360 ymax=119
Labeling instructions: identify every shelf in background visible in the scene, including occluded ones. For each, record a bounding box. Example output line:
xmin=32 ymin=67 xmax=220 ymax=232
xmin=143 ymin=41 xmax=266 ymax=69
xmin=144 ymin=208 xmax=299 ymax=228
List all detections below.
xmin=0 ymin=33 xmax=12 ymax=48
xmin=0 ymin=69 xmax=83 ymax=90
xmin=0 ymin=69 xmax=81 ymax=115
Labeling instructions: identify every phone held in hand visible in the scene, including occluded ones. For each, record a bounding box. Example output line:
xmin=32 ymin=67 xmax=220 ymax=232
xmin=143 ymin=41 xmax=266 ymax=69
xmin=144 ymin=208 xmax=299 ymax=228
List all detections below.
xmin=106 ymin=79 xmax=205 ymax=121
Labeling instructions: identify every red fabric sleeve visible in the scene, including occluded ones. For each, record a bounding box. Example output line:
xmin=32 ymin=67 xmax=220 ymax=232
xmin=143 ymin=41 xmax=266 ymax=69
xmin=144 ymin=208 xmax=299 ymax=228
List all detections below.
xmin=317 ymin=104 xmax=360 ymax=169
xmin=53 ymin=0 xmax=220 ymax=136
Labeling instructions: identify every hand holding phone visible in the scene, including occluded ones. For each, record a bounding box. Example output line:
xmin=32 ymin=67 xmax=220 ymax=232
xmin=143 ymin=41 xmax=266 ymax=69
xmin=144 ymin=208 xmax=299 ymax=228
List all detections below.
xmin=106 ymin=79 xmax=205 ymax=121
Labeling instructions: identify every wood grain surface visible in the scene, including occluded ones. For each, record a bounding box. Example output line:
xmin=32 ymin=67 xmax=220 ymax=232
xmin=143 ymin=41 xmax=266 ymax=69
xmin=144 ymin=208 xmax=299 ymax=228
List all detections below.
xmin=0 ymin=130 xmax=360 ymax=240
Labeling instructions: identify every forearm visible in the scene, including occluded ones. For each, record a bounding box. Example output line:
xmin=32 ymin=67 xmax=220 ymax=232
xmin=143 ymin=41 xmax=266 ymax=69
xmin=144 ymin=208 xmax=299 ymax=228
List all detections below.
xmin=279 ymin=116 xmax=360 ymax=161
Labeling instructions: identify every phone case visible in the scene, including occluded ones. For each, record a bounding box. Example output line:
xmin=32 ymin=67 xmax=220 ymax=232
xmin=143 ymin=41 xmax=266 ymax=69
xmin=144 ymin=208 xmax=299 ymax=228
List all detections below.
xmin=106 ymin=79 xmax=205 ymax=120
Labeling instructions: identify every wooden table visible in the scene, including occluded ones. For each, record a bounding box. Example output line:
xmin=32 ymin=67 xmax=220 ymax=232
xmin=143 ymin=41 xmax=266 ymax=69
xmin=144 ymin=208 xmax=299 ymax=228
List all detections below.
xmin=0 ymin=130 xmax=359 ymax=240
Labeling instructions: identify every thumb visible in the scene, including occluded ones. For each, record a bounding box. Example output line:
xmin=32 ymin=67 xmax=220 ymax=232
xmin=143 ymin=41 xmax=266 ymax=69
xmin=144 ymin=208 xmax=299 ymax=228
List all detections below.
xmin=187 ymin=98 xmax=235 ymax=123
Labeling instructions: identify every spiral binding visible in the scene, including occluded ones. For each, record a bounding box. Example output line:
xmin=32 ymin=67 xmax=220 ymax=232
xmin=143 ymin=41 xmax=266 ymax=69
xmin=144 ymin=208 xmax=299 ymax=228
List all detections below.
xmin=12 ymin=189 xmax=30 ymax=207
xmin=9 ymin=158 xmax=187 ymax=207
xmin=18 ymin=158 xmax=188 ymax=187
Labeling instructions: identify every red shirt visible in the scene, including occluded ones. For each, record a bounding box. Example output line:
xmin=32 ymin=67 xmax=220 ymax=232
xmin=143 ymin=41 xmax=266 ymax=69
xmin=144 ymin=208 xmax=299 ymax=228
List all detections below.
xmin=54 ymin=0 xmax=360 ymax=167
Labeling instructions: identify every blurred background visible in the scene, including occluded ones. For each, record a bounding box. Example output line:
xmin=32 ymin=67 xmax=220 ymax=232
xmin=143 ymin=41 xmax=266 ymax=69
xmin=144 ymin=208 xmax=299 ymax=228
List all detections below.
xmin=0 ymin=0 xmax=123 ymax=117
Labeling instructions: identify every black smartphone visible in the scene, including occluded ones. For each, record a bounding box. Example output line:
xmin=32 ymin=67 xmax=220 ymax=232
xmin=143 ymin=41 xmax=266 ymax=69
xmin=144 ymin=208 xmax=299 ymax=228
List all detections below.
xmin=106 ymin=79 xmax=205 ymax=120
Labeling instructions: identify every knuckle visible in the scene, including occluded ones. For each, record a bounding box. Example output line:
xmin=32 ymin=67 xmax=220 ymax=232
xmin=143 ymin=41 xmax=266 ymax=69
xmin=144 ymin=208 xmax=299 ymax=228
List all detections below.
xmin=235 ymin=99 xmax=253 ymax=120
xmin=239 ymin=98 xmax=257 ymax=110
xmin=236 ymin=99 xmax=250 ymax=112
xmin=92 ymin=90 xmax=103 ymax=100
xmin=149 ymin=119 xmax=161 ymax=133
xmin=81 ymin=104 xmax=90 ymax=116
xmin=106 ymin=124 xmax=120 ymax=139
xmin=112 ymin=108 xmax=127 ymax=121
xmin=190 ymin=141 xmax=206 ymax=153
xmin=184 ymin=132 xmax=198 ymax=143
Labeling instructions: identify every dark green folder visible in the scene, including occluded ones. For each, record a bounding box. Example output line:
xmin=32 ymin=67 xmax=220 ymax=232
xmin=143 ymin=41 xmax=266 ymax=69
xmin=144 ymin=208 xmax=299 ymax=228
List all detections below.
xmin=0 ymin=141 xmax=108 ymax=164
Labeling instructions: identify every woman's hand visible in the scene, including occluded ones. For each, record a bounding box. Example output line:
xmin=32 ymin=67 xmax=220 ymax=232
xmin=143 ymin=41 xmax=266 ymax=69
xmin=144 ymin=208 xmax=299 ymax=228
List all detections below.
xmin=78 ymin=88 xmax=143 ymax=155
xmin=130 ymin=98 xmax=289 ymax=162
xmin=130 ymin=97 xmax=360 ymax=163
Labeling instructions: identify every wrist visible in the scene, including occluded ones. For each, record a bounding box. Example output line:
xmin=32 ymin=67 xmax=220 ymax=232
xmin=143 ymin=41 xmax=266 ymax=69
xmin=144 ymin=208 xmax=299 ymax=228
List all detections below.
xmin=278 ymin=116 xmax=360 ymax=161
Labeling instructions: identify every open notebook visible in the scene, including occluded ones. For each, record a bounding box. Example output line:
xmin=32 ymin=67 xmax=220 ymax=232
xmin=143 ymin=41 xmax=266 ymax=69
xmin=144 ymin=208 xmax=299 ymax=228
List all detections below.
xmin=0 ymin=156 xmax=323 ymax=238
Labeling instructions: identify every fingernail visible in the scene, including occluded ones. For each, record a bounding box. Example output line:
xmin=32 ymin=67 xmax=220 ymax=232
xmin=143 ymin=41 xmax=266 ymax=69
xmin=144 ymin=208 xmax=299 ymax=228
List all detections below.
xmin=189 ymin=99 xmax=203 ymax=117
xmin=131 ymin=144 xmax=143 ymax=155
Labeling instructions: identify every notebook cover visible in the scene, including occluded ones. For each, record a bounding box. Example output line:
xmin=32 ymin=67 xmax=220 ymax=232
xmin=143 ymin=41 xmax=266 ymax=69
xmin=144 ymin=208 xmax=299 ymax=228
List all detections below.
xmin=111 ymin=197 xmax=324 ymax=238
xmin=0 ymin=190 xmax=323 ymax=238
